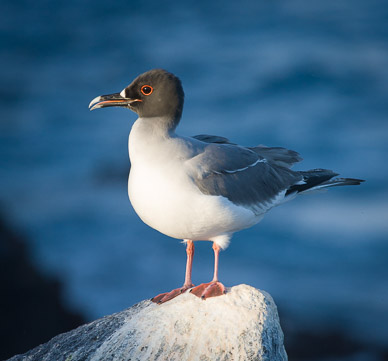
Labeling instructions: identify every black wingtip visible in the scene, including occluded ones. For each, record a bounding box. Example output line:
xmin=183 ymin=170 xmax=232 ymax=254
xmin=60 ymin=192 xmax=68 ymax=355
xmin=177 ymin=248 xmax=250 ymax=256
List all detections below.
xmin=286 ymin=172 xmax=365 ymax=196
xmin=336 ymin=178 xmax=365 ymax=186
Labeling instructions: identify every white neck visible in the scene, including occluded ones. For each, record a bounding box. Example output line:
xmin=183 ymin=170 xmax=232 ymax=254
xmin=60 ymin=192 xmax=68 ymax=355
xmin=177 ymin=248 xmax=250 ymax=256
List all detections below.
xmin=128 ymin=117 xmax=177 ymax=164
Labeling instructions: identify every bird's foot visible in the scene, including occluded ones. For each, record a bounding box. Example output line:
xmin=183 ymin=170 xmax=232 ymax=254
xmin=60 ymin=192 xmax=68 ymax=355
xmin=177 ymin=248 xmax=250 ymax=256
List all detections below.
xmin=151 ymin=284 xmax=194 ymax=304
xmin=190 ymin=281 xmax=226 ymax=300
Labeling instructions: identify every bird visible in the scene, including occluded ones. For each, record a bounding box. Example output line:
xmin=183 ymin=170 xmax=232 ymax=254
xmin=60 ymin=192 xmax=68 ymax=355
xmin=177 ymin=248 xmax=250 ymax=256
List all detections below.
xmin=89 ymin=69 xmax=364 ymax=304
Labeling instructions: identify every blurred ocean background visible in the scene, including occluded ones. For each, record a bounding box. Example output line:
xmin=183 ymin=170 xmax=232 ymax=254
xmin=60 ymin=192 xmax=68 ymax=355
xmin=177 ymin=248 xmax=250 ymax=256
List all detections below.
xmin=1 ymin=0 xmax=387 ymax=360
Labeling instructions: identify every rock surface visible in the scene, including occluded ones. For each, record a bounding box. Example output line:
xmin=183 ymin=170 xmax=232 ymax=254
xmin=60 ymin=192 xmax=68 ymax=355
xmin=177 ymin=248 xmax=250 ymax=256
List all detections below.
xmin=8 ymin=284 xmax=287 ymax=361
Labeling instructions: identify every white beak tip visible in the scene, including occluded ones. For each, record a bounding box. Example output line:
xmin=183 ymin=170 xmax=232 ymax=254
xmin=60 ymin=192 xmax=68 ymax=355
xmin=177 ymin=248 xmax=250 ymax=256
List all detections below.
xmin=88 ymin=95 xmax=102 ymax=110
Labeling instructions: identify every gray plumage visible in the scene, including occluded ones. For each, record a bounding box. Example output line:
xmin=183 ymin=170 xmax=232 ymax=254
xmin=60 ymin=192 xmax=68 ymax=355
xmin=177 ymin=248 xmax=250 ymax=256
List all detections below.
xmin=122 ymin=69 xmax=184 ymax=129
xmin=90 ymin=69 xmax=364 ymax=217
xmin=190 ymin=134 xmax=363 ymax=213
xmin=194 ymin=134 xmax=303 ymax=168
xmin=88 ymin=68 xmax=365 ymax=303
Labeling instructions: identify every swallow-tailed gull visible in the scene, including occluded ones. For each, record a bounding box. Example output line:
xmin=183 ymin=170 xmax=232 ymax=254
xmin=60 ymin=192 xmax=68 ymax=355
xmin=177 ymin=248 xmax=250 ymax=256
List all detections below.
xmin=89 ymin=69 xmax=364 ymax=304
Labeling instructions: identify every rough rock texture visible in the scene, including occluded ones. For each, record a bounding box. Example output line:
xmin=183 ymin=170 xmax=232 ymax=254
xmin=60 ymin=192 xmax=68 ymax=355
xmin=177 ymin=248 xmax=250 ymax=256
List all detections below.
xmin=8 ymin=284 xmax=287 ymax=361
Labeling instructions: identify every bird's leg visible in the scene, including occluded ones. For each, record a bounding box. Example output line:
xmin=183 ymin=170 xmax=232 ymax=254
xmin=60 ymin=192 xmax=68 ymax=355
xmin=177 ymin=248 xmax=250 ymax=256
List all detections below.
xmin=151 ymin=240 xmax=195 ymax=304
xmin=212 ymin=241 xmax=221 ymax=282
xmin=183 ymin=239 xmax=195 ymax=288
xmin=190 ymin=242 xmax=226 ymax=300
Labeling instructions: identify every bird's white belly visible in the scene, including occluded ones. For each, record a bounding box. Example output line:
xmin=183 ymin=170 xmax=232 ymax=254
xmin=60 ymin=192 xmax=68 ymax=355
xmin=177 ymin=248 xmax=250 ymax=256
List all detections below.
xmin=128 ymin=161 xmax=259 ymax=241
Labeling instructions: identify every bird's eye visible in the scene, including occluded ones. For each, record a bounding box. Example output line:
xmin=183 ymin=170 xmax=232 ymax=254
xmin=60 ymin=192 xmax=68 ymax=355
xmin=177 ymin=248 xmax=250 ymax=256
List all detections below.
xmin=141 ymin=85 xmax=153 ymax=96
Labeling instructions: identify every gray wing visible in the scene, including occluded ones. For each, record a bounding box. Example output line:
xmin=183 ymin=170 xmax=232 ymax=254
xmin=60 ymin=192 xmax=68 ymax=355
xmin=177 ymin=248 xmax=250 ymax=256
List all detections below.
xmin=192 ymin=134 xmax=235 ymax=145
xmin=249 ymin=145 xmax=302 ymax=168
xmin=188 ymin=139 xmax=302 ymax=213
xmin=193 ymin=134 xmax=302 ymax=168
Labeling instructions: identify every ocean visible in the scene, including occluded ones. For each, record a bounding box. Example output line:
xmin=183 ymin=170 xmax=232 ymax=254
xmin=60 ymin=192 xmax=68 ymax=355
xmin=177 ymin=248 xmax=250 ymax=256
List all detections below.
xmin=1 ymin=0 xmax=387 ymax=359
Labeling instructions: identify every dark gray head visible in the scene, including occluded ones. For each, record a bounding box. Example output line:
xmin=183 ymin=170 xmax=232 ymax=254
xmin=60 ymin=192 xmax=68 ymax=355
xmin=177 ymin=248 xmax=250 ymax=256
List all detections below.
xmin=89 ymin=69 xmax=185 ymax=130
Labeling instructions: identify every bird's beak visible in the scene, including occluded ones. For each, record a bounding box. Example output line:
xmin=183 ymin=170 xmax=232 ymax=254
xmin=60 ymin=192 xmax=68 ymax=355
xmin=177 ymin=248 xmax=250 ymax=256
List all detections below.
xmin=88 ymin=93 xmax=142 ymax=111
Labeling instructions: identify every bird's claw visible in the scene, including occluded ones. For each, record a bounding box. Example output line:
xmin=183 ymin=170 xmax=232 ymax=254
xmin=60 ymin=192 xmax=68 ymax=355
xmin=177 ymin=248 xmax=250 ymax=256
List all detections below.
xmin=151 ymin=284 xmax=194 ymax=304
xmin=190 ymin=281 xmax=226 ymax=300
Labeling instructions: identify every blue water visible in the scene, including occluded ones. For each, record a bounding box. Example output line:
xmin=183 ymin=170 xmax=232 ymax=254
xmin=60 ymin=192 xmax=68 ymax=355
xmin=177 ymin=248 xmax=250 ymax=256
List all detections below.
xmin=1 ymin=0 xmax=388 ymax=356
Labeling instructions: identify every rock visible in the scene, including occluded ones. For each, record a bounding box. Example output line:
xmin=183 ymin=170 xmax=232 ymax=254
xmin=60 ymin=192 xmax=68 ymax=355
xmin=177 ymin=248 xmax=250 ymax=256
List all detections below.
xmin=8 ymin=284 xmax=287 ymax=361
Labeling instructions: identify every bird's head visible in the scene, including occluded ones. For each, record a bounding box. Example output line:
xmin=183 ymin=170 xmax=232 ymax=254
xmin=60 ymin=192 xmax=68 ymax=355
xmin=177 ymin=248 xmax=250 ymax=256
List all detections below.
xmin=89 ymin=69 xmax=184 ymax=129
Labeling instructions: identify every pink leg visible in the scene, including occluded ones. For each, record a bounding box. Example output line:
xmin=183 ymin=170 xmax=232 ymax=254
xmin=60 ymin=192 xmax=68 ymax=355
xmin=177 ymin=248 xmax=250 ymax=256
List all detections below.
xmin=183 ymin=239 xmax=195 ymax=288
xmin=190 ymin=242 xmax=226 ymax=300
xmin=212 ymin=242 xmax=220 ymax=282
xmin=152 ymin=240 xmax=195 ymax=304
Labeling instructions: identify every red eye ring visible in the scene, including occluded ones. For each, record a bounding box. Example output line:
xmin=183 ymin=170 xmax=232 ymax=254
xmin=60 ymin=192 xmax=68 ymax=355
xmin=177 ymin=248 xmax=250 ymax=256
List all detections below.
xmin=141 ymin=85 xmax=154 ymax=96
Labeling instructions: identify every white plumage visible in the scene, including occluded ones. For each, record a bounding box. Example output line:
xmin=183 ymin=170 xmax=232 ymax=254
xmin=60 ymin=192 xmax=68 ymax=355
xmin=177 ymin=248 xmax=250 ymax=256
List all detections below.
xmin=89 ymin=69 xmax=363 ymax=303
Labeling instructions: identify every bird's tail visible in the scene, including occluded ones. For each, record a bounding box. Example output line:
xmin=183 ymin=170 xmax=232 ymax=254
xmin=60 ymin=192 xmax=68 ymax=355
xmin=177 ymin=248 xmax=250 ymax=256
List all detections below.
xmin=286 ymin=169 xmax=364 ymax=196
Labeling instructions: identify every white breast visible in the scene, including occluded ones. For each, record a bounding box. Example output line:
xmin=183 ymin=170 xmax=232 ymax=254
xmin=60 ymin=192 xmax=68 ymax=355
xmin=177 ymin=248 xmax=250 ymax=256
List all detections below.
xmin=127 ymin=118 xmax=259 ymax=244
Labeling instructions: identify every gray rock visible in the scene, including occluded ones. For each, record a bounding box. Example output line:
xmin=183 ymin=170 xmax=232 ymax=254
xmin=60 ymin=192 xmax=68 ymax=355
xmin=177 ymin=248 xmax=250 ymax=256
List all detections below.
xmin=8 ymin=284 xmax=287 ymax=361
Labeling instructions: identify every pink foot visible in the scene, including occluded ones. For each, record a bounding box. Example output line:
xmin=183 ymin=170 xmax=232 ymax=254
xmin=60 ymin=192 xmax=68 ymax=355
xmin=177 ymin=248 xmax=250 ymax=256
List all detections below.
xmin=151 ymin=284 xmax=194 ymax=304
xmin=190 ymin=281 xmax=226 ymax=300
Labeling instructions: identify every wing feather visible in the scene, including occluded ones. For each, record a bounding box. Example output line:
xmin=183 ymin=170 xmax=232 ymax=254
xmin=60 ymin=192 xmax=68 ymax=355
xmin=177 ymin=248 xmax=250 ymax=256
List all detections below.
xmin=187 ymin=140 xmax=302 ymax=213
xmin=192 ymin=134 xmax=302 ymax=168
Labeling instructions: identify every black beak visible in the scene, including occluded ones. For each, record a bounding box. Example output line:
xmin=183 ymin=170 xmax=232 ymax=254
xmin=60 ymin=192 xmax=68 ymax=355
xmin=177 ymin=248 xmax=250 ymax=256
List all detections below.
xmin=88 ymin=92 xmax=142 ymax=111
